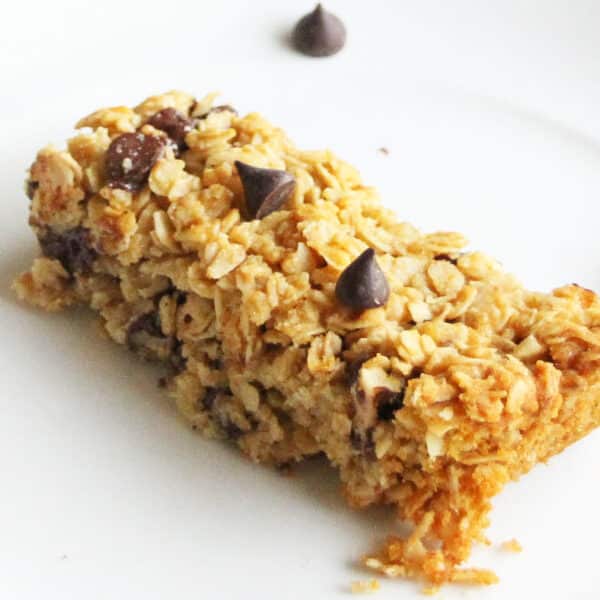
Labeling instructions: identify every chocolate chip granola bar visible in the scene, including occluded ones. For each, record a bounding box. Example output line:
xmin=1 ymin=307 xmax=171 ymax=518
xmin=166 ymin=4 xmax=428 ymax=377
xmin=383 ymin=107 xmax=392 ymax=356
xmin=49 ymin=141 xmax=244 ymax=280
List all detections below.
xmin=13 ymin=90 xmax=600 ymax=586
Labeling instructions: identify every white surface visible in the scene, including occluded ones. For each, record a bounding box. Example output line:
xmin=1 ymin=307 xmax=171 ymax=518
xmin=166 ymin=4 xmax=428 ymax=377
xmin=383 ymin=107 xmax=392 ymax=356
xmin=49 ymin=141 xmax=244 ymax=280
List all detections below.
xmin=1 ymin=1 xmax=600 ymax=598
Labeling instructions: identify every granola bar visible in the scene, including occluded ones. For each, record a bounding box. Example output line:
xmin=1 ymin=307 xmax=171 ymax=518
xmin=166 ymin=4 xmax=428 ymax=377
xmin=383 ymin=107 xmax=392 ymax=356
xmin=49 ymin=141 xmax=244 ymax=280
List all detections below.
xmin=14 ymin=90 xmax=600 ymax=586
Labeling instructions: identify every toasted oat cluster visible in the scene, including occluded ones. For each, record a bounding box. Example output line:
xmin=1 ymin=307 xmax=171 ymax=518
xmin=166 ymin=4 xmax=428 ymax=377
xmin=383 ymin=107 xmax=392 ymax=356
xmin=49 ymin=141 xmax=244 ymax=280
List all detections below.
xmin=14 ymin=91 xmax=600 ymax=586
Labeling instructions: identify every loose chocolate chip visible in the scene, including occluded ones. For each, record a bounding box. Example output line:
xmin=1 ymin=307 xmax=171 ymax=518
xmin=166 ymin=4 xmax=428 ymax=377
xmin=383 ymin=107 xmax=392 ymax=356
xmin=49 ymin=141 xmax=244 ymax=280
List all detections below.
xmin=234 ymin=161 xmax=296 ymax=219
xmin=335 ymin=248 xmax=390 ymax=310
xmin=376 ymin=388 xmax=405 ymax=421
xmin=147 ymin=108 xmax=193 ymax=153
xmin=292 ymin=4 xmax=346 ymax=57
xmin=26 ymin=179 xmax=39 ymax=200
xmin=38 ymin=226 xmax=97 ymax=275
xmin=195 ymin=105 xmax=238 ymax=120
xmin=105 ymin=132 xmax=165 ymax=191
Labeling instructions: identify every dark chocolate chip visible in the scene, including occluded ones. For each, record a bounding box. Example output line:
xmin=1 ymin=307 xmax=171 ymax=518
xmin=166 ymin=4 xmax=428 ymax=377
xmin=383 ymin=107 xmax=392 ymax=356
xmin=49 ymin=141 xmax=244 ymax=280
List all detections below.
xmin=170 ymin=340 xmax=187 ymax=374
xmin=209 ymin=357 xmax=223 ymax=370
xmin=350 ymin=428 xmax=375 ymax=459
xmin=196 ymin=105 xmax=238 ymax=120
xmin=221 ymin=420 xmax=243 ymax=441
xmin=183 ymin=314 xmax=193 ymax=324
xmin=292 ymin=4 xmax=346 ymax=58
xmin=345 ymin=354 xmax=373 ymax=387
xmin=104 ymin=132 xmax=165 ymax=191
xmin=335 ymin=248 xmax=390 ymax=310
xmin=147 ymin=108 xmax=193 ymax=152
xmin=127 ymin=311 xmax=163 ymax=341
xmin=200 ymin=387 xmax=247 ymax=440
xmin=434 ymin=253 xmax=458 ymax=265
xmin=375 ymin=388 xmax=405 ymax=421
xmin=201 ymin=387 xmax=220 ymax=411
xmin=26 ymin=179 xmax=39 ymax=200
xmin=38 ymin=226 xmax=97 ymax=275
xmin=234 ymin=161 xmax=296 ymax=219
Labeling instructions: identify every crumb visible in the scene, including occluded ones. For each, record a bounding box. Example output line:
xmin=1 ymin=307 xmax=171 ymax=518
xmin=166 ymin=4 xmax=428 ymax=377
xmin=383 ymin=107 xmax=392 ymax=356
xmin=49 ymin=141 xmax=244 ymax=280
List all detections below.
xmin=351 ymin=579 xmax=380 ymax=594
xmin=422 ymin=585 xmax=440 ymax=596
xmin=500 ymin=538 xmax=523 ymax=553
xmin=377 ymin=147 xmax=389 ymax=155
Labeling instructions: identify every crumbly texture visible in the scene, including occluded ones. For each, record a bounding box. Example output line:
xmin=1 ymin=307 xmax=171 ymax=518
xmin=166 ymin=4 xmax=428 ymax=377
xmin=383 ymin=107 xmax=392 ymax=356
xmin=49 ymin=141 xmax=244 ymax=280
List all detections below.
xmin=351 ymin=579 xmax=380 ymax=594
xmin=13 ymin=90 xmax=600 ymax=586
xmin=501 ymin=538 xmax=523 ymax=553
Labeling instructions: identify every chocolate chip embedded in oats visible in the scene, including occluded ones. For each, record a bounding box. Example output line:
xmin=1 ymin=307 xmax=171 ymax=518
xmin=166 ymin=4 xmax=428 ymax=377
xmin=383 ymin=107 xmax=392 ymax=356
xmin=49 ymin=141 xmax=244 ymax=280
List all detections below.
xmin=292 ymin=4 xmax=346 ymax=58
xmin=26 ymin=179 xmax=39 ymax=200
xmin=127 ymin=311 xmax=163 ymax=342
xmin=221 ymin=420 xmax=244 ymax=440
xmin=38 ymin=226 xmax=97 ymax=275
xmin=126 ymin=310 xmax=177 ymax=361
xmin=196 ymin=105 xmax=238 ymax=119
xmin=375 ymin=388 xmax=405 ymax=421
xmin=345 ymin=354 xmax=373 ymax=387
xmin=234 ymin=161 xmax=296 ymax=219
xmin=105 ymin=132 xmax=165 ymax=191
xmin=335 ymin=248 xmax=390 ymax=310
xmin=147 ymin=108 xmax=193 ymax=152
xmin=433 ymin=253 xmax=458 ymax=265
xmin=170 ymin=340 xmax=187 ymax=373
xmin=201 ymin=387 xmax=220 ymax=411
xmin=350 ymin=428 xmax=375 ymax=459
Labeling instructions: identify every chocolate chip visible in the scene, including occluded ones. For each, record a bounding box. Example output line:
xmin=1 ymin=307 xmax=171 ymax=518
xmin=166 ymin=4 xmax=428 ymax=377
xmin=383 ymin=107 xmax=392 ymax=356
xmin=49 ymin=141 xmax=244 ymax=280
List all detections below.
xmin=105 ymin=132 xmax=165 ymax=191
xmin=195 ymin=105 xmax=238 ymax=119
xmin=147 ymin=108 xmax=193 ymax=153
xmin=38 ymin=226 xmax=97 ymax=275
xmin=375 ymin=388 xmax=405 ymax=421
xmin=26 ymin=179 xmax=39 ymax=200
xmin=345 ymin=354 xmax=373 ymax=386
xmin=201 ymin=387 xmax=220 ymax=411
xmin=335 ymin=248 xmax=390 ymax=310
xmin=127 ymin=311 xmax=163 ymax=341
xmin=234 ymin=161 xmax=296 ymax=219
xmin=292 ymin=4 xmax=346 ymax=57
xmin=434 ymin=253 xmax=458 ymax=265
xmin=350 ymin=428 xmax=375 ymax=459
xmin=222 ymin=420 xmax=244 ymax=440
xmin=209 ymin=357 xmax=223 ymax=370
xmin=183 ymin=314 xmax=193 ymax=324
xmin=170 ymin=340 xmax=187 ymax=373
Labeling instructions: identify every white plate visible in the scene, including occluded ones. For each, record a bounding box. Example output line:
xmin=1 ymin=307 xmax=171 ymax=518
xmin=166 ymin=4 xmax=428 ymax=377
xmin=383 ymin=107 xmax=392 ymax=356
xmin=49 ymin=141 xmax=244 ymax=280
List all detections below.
xmin=2 ymin=1 xmax=600 ymax=598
